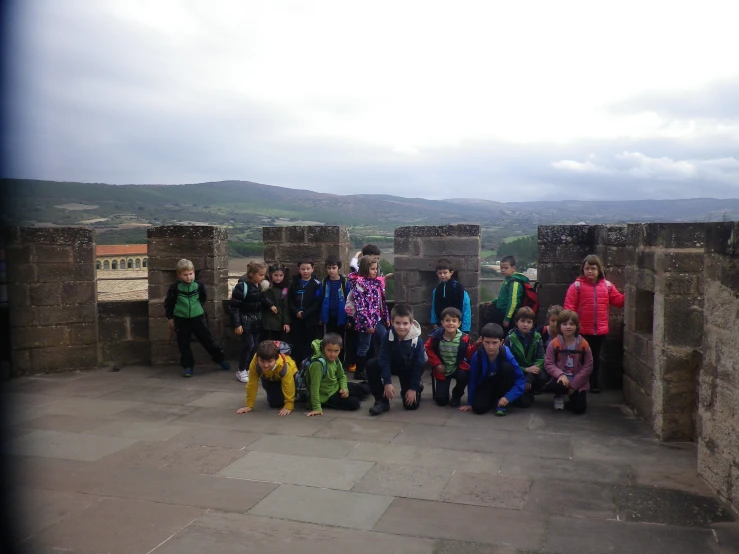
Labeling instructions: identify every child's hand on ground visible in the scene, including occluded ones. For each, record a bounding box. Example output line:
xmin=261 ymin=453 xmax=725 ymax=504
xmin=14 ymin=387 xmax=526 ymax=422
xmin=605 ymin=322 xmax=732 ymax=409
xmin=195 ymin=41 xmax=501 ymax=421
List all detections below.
xmin=557 ymin=375 xmax=570 ymax=387
xmin=525 ymin=366 xmax=540 ymax=374
xmin=339 ymin=389 xmax=349 ymax=398
xmin=277 ymin=408 xmax=292 ymax=416
xmin=235 ymin=325 xmax=243 ymax=336
xmin=384 ymin=384 xmax=395 ymax=400
xmin=168 ymin=319 xmax=175 ymax=331
xmin=306 ymin=410 xmax=323 ymax=417
xmin=271 ymin=306 xmax=278 ymax=314
xmin=404 ymin=390 xmax=416 ymax=406
xmin=498 ymin=397 xmax=509 ymax=407
xmin=283 ymin=324 xmax=290 ymax=333
xmin=459 ymin=405 xmax=472 ymax=412
xmin=236 ymin=407 xmax=252 ymax=414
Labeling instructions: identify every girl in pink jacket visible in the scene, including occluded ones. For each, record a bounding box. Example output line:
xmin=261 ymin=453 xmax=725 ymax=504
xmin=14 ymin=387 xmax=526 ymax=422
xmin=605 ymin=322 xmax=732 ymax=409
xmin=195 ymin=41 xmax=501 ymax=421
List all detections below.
xmin=564 ymin=254 xmax=624 ymax=393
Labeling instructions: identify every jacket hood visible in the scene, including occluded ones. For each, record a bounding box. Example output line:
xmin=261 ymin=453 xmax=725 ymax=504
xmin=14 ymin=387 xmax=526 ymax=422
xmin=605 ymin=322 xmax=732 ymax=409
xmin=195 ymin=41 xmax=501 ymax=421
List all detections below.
xmin=309 ymin=338 xmax=323 ymax=359
xmin=510 ymin=272 xmax=530 ymax=283
xmin=389 ymin=319 xmax=422 ymax=342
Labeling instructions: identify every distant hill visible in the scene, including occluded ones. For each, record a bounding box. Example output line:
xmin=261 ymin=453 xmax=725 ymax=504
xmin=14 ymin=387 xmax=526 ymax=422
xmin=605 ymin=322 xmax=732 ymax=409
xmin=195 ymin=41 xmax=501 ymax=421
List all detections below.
xmin=3 ymin=178 xmax=738 ymax=248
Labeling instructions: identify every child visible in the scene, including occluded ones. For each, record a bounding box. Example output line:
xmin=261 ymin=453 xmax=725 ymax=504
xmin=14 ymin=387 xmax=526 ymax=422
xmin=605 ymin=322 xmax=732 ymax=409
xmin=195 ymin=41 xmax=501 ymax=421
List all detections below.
xmin=350 ymin=244 xmax=388 ymax=276
xmin=504 ymin=307 xmax=546 ymax=407
xmin=261 ymin=264 xmax=291 ymax=342
xmin=230 ymin=262 xmax=278 ymax=383
xmin=304 ymin=334 xmax=368 ymax=416
xmin=540 ymin=305 xmax=563 ymax=349
xmin=563 ymin=254 xmax=624 ymax=393
xmin=430 ymin=258 xmax=472 ymax=333
xmin=462 ymin=323 xmax=526 ymax=416
xmin=319 ymin=255 xmax=351 ymax=340
xmin=366 ymin=303 xmax=425 ymax=415
xmin=288 ymin=259 xmax=323 ymax=367
xmin=424 ymin=307 xmax=474 ymax=407
xmin=236 ymin=341 xmax=298 ymax=416
xmin=542 ymin=310 xmax=593 ymax=414
xmin=487 ymin=256 xmax=530 ymax=331
xmin=164 ymin=259 xmax=230 ymax=378
xmin=349 ymin=256 xmax=390 ymax=380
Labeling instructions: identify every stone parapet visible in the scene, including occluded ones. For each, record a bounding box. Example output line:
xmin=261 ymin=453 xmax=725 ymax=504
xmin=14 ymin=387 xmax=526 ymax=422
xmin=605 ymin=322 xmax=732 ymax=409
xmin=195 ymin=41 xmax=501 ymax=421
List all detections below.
xmin=263 ymin=226 xmax=350 ymax=280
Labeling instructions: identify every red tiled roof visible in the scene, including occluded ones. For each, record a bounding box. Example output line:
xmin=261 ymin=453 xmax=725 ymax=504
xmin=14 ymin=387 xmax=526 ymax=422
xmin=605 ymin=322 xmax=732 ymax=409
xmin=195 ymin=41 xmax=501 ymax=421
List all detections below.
xmin=96 ymin=244 xmax=148 ymax=256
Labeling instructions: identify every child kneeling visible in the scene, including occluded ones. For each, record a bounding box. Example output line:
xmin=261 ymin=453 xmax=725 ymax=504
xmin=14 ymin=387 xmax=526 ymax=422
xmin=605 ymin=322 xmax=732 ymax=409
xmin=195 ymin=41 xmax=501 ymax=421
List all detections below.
xmin=236 ymin=340 xmax=298 ymax=416
xmin=424 ymin=307 xmax=474 ymax=407
xmin=542 ymin=310 xmax=593 ymax=414
xmin=366 ymin=303 xmax=425 ymax=416
xmin=305 ymin=334 xmax=368 ymax=416
xmin=504 ymin=306 xmax=547 ymax=407
xmin=462 ymin=323 xmax=526 ymax=416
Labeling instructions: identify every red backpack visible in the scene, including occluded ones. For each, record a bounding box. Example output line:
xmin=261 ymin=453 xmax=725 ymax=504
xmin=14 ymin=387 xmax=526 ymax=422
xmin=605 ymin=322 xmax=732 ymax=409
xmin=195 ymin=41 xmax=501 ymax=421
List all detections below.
xmin=520 ymin=281 xmax=540 ymax=317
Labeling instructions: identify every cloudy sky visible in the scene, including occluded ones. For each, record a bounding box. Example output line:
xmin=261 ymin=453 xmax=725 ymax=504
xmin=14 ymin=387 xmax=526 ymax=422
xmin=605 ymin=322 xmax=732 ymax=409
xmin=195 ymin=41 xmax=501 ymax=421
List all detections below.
xmin=4 ymin=0 xmax=739 ymax=200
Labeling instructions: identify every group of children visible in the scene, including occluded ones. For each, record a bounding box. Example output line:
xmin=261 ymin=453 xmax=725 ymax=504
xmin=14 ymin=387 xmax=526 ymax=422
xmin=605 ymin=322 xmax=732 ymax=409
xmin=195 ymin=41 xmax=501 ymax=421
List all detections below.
xmin=164 ymin=247 xmax=624 ymax=417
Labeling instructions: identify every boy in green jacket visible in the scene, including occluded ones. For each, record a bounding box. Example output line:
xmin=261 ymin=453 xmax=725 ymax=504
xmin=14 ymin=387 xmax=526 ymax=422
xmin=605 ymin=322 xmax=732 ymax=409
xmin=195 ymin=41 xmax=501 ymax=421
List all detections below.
xmin=504 ymin=306 xmax=546 ymax=407
xmin=305 ymin=334 xmax=368 ymax=416
xmin=488 ymin=256 xmax=530 ymax=330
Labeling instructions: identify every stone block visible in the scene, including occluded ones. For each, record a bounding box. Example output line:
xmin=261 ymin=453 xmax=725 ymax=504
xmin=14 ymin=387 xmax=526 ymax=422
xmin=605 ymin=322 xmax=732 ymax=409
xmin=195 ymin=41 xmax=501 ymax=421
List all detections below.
xmin=394 ymin=234 xmax=410 ymax=255
xmin=37 ymin=263 xmax=95 ymax=282
xmin=72 ymin=242 xmax=95 ymax=263
xmin=276 ymin=245 xmax=324 ymax=265
xmin=705 ymin=221 xmax=738 ymax=257
xmin=68 ymin=323 xmax=98 ymax=345
xmin=656 ymin=250 xmax=705 ymax=274
xmin=704 ymin=253 xmax=739 ymax=295
xmin=626 ymin=223 xmax=644 ymax=249
xmin=6 ymin=244 xmax=34 ymax=264
xmin=624 ymin=351 xmax=654 ymax=393
xmin=663 ymin=299 xmax=703 ymax=348
xmin=38 ymin=304 xmax=97 ymax=325
xmin=147 ymin=238 xmax=215 ymax=257
xmin=11 ymin=325 xmax=69 ymax=349
xmin=396 ymin=225 xmax=479 ymax=238
xmin=147 ymin=225 xmax=222 ymax=240
xmin=599 ymin=245 xmax=629 ymax=267
xmin=538 ymin=225 xmax=595 ymax=246
xmin=394 ymin=257 xmax=438 ymax=272
xmin=129 ymin=316 xmax=150 ymax=340
xmin=307 ymin=226 xmax=345 ymax=243
xmin=147 ymin=283 xmax=172 ymax=301
xmin=9 ymin=306 xmax=38 ymax=327
xmin=30 ymin=344 xmax=99 ymax=372
xmin=262 ymin=226 xmax=284 ymax=243
xmin=537 ymin=263 xmax=579 ymax=284
xmin=538 ymin=244 xmax=592 ymax=264
xmin=637 ymin=249 xmax=657 ymax=272
xmin=19 ymin=227 xmax=94 ymax=245
xmin=623 ymin=374 xmax=654 ymax=425
xmin=8 ymin=283 xmax=30 ymax=306
xmin=697 ymin=439 xmax=731 ymax=497
xmin=595 ymin=225 xmax=628 ymax=246
xmin=421 ymin=237 xmax=480 ymax=257
xmin=285 ymin=226 xmax=307 ymax=243
xmin=148 ymin=300 xmax=166 ymax=319
xmin=262 ymin=244 xmax=279 ymax=263
xmin=660 ymin=274 xmax=700 ymax=296
xmin=149 ymin=318 xmax=173 ymax=342
xmin=101 ymin=339 xmax=151 ymax=365
xmin=61 ymin=281 xmax=96 ymax=305
xmin=7 ymin=263 xmax=37 ymax=282
xmin=663 ymin=223 xmax=706 ymax=249
xmin=33 ymin=244 xmax=74 ymax=263
xmin=203 ymin=255 xmax=228 ymax=270
xmin=146 ymin=270 xmax=177 ymax=285
xmin=10 ymin=349 xmax=32 ymax=375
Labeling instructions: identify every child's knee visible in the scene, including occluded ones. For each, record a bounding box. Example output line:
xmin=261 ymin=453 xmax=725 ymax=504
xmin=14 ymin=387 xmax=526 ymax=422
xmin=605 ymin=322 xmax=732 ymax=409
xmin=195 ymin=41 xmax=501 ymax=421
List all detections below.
xmin=435 ymin=397 xmax=449 ymax=407
xmin=471 ymin=405 xmax=488 ymax=415
xmin=345 ymin=398 xmax=361 ymax=411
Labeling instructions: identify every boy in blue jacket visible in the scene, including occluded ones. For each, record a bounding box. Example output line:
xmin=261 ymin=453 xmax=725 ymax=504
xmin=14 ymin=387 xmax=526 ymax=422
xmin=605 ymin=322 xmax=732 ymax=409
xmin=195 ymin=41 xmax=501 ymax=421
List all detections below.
xmin=365 ymin=303 xmax=425 ymax=416
xmin=319 ymin=255 xmax=351 ymax=341
xmin=430 ymin=259 xmax=472 ymax=333
xmin=460 ymin=323 xmax=526 ymax=416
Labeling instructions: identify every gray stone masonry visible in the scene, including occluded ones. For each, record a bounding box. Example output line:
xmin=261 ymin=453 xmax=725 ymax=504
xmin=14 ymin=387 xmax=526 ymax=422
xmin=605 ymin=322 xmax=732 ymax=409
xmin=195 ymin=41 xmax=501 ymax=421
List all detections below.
xmin=98 ymin=300 xmax=150 ymax=366
xmin=537 ymin=224 xmax=627 ymax=389
xmin=6 ymin=227 xmax=98 ymax=375
xmin=394 ymin=225 xmax=480 ymax=333
xmin=147 ymin=226 xmax=229 ymax=365
xmin=263 ymin=226 xmax=350 ymax=280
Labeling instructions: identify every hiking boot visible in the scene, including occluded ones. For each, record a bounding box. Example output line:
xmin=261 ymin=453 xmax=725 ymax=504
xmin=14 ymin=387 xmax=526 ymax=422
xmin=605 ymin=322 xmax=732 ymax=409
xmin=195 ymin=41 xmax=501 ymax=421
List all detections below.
xmin=182 ymin=367 xmax=194 ymax=378
xmin=449 ymin=396 xmax=461 ymax=408
xmin=369 ymin=400 xmax=390 ymax=416
xmin=495 ymin=407 xmax=507 ymax=416
xmin=553 ymin=395 xmax=565 ymax=410
xmin=236 ymin=369 xmax=249 ymax=383
xmin=219 ymin=360 xmax=231 ymax=371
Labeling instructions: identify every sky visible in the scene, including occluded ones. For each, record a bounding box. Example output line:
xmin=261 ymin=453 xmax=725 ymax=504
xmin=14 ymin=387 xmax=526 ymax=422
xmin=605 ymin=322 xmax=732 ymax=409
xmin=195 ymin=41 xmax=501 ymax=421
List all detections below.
xmin=3 ymin=0 xmax=739 ymax=201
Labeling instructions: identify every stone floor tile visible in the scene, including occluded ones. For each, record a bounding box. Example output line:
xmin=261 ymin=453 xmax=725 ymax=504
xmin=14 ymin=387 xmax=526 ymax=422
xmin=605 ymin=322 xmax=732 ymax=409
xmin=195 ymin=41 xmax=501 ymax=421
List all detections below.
xmin=91 ymin=467 xmax=278 ymax=512
xmin=543 ymin=514 xmax=721 ymax=554
xmin=6 ymin=430 xmax=139 ymax=462
xmin=433 ymin=540 xmax=524 ymax=554
xmin=500 ymin=454 xmax=633 ymax=484
xmin=613 ymin=485 xmax=735 ymax=528
xmin=347 ymin=442 xmax=503 ymax=473
xmin=22 ymin=496 xmax=204 ymax=554
xmin=246 ymin=434 xmax=358 ymax=458
xmin=102 ymin=441 xmax=247 ymax=474
xmin=16 ymin=487 xmax=97 ymax=540
xmin=186 ymin=390 xmax=246 ymax=408
xmin=441 ymin=471 xmax=531 ymax=509
xmin=168 ymin=427 xmax=262 ymax=448
xmin=571 ymin=435 xmax=697 ymax=469
xmin=445 ymin=409 xmax=532 ymax=431
xmin=312 ymin=417 xmax=406 ymax=443
xmin=392 ymin=423 xmax=571 ymax=458
xmin=249 ymin=484 xmax=394 ymax=530
xmin=113 ymin=403 xmax=198 ymax=423
xmin=98 ymin=385 xmax=210 ymax=405
xmin=41 ymin=397 xmax=144 ymax=418
xmin=177 ymin=406 xmax=325 ymax=436
xmin=352 ymin=463 xmax=453 ymax=501
xmin=15 ymin=414 xmax=113 ymax=434
xmin=84 ymin=420 xmax=188 ymax=441
xmin=13 ymin=457 xmax=121 ymax=493
xmin=634 ymin=467 xmax=717 ymax=496
xmin=0 ymin=393 xmax=62 ymax=409
xmin=523 ymin=479 xmax=616 ymax=518
xmin=151 ymin=511 xmax=435 ymax=554
xmin=218 ymin=451 xmax=374 ymax=490
xmin=711 ymin=522 xmax=739 ymax=554
xmin=373 ymin=497 xmax=546 ymax=550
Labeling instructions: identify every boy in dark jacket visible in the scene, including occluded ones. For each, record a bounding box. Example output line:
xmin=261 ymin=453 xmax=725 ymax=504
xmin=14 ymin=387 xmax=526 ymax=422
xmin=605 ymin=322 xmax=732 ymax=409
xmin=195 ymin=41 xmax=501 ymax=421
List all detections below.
xmin=430 ymin=258 xmax=472 ymax=333
xmin=424 ymin=307 xmax=475 ymax=407
xmin=261 ymin=264 xmax=291 ymax=342
xmin=366 ymin=303 xmax=426 ymax=415
xmin=319 ymin=255 xmax=351 ymax=341
xmin=462 ymin=323 xmax=525 ymax=416
xmin=504 ymin=307 xmax=546 ymax=407
xmin=165 ymin=259 xmax=229 ymax=378
xmin=486 ymin=256 xmax=530 ymax=330
xmin=288 ymin=259 xmax=323 ymax=366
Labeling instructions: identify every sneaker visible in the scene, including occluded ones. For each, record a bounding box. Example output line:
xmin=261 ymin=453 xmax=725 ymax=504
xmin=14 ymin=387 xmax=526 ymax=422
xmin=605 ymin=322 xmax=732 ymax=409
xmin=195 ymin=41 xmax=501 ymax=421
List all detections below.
xmin=369 ymin=401 xmax=390 ymax=416
xmin=236 ymin=369 xmax=249 ymax=383
xmin=182 ymin=367 xmax=193 ymax=378
xmin=219 ymin=360 xmax=231 ymax=371
xmin=553 ymin=395 xmax=564 ymax=410
xmin=495 ymin=407 xmax=507 ymax=416
xmin=347 ymin=364 xmax=357 ymax=373
xmin=449 ymin=396 xmax=461 ymax=408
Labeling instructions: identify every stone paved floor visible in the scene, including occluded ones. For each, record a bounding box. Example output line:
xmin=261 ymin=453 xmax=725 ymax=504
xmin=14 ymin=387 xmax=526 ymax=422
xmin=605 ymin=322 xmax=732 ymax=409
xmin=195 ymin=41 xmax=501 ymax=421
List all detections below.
xmin=2 ymin=364 xmax=738 ymax=554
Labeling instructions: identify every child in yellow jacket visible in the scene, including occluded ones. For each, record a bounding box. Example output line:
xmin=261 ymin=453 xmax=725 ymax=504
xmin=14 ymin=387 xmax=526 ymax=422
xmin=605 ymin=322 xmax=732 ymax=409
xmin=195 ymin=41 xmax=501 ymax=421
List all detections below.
xmin=236 ymin=340 xmax=298 ymax=416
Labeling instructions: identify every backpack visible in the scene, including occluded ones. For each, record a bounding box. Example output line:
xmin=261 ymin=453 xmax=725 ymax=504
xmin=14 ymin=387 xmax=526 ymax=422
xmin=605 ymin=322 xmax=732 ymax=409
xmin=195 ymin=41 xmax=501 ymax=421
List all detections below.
xmin=520 ymin=281 xmax=540 ymax=317
xmin=551 ymin=336 xmax=588 ymax=364
xmin=272 ymin=340 xmax=292 ymax=356
xmin=295 ymin=355 xmax=328 ymax=404
xmin=574 ymin=279 xmax=613 ymax=298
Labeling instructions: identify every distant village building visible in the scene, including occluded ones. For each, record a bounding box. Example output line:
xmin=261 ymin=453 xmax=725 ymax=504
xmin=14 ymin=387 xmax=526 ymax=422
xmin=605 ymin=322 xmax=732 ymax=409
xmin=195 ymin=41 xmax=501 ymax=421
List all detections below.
xmin=95 ymin=245 xmax=148 ymax=271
